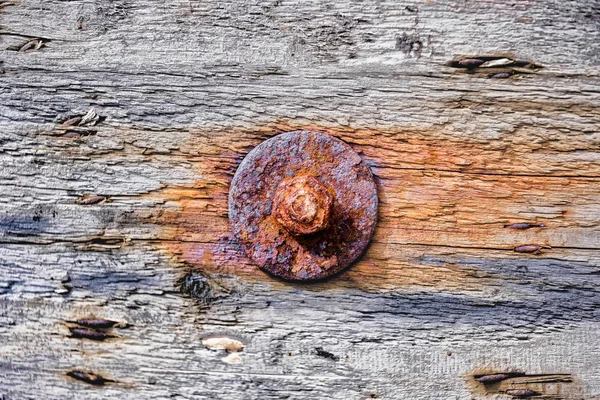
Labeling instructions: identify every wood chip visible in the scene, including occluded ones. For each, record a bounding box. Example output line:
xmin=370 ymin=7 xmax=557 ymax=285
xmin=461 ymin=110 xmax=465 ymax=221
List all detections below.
xmin=202 ymin=337 xmax=245 ymax=352
xmin=79 ymin=108 xmax=100 ymax=126
xmin=221 ymin=353 xmax=243 ymax=365
xmin=480 ymin=58 xmax=514 ymax=68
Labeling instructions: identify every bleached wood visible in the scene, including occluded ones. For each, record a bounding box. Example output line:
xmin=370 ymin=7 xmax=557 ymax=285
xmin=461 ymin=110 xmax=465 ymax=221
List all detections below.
xmin=1 ymin=0 xmax=599 ymax=399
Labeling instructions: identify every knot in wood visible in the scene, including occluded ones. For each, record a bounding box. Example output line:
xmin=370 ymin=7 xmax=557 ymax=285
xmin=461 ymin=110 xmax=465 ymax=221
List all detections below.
xmin=272 ymin=175 xmax=333 ymax=236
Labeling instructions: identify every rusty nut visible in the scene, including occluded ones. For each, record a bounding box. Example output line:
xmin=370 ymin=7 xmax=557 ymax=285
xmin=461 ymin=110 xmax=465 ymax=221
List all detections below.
xmin=272 ymin=175 xmax=333 ymax=236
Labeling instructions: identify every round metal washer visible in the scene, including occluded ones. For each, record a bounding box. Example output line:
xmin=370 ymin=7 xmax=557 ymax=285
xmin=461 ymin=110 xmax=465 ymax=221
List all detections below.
xmin=228 ymin=130 xmax=378 ymax=281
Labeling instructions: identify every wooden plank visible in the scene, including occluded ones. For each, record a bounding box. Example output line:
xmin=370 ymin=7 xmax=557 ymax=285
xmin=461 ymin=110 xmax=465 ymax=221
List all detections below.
xmin=1 ymin=0 xmax=600 ymax=399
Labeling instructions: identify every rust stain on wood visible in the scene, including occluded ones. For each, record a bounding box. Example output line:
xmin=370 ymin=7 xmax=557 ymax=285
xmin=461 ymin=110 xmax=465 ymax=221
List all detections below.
xmin=129 ymin=121 xmax=600 ymax=291
xmin=135 ymin=122 xmax=596 ymax=290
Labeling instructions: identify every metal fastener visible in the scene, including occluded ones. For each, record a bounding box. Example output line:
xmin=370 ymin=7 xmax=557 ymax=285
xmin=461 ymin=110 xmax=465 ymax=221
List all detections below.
xmin=229 ymin=130 xmax=378 ymax=281
xmin=272 ymin=175 xmax=333 ymax=236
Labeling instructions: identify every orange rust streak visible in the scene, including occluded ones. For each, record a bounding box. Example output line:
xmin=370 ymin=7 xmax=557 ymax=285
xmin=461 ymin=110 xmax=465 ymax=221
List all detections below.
xmin=179 ymin=122 xmax=600 ymax=177
xmin=141 ymin=123 xmax=600 ymax=290
xmin=158 ymin=241 xmax=499 ymax=293
xmin=148 ymin=169 xmax=597 ymax=249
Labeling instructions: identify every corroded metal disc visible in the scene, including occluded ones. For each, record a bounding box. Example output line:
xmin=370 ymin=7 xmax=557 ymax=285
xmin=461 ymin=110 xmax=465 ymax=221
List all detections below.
xmin=228 ymin=130 xmax=378 ymax=281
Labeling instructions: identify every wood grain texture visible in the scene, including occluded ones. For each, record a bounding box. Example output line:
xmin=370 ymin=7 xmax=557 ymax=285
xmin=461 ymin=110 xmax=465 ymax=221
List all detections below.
xmin=1 ymin=0 xmax=600 ymax=399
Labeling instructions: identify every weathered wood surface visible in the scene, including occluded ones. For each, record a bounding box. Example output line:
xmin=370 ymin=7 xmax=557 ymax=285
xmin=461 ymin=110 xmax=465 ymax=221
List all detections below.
xmin=1 ymin=0 xmax=600 ymax=399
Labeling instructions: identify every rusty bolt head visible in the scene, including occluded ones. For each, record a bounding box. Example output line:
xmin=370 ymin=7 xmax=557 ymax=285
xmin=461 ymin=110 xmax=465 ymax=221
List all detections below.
xmin=272 ymin=175 xmax=333 ymax=236
xmin=229 ymin=130 xmax=378 ymax=281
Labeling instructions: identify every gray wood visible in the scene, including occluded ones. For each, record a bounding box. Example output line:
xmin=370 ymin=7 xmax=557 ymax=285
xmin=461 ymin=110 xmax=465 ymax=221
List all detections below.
xmin=1 ymin=0 xmax=600 ymax=399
